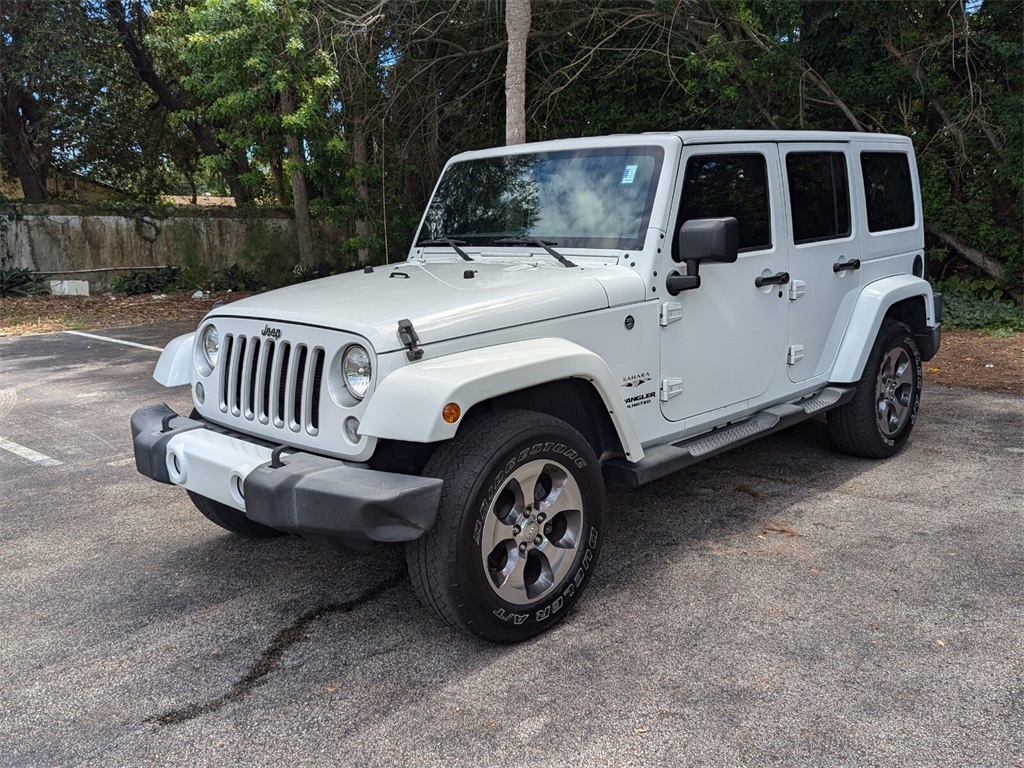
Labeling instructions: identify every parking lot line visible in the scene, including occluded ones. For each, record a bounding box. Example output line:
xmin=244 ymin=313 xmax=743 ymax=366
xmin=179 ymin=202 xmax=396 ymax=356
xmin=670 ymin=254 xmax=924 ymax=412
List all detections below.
xmin=0 ymin=436 xmax=62 ymax=466
xmin=64 ymin=330 xmax=164 ymax=352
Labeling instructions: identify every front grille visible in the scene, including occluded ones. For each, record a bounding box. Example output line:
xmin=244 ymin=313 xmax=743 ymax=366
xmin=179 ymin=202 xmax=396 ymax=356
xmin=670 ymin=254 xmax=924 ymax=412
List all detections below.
xmin=219 ymin=333 xmax=325 ymax=435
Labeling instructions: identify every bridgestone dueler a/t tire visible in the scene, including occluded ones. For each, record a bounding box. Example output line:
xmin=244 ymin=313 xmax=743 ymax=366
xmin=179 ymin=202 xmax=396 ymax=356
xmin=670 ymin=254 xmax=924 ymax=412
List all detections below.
xmin=406 ymin=409 xmax=606 ymax=643
xmin=828 ymin=319 xmax=922 ymax=459
xmin=186 ymin=490 xmax=284 ymax=539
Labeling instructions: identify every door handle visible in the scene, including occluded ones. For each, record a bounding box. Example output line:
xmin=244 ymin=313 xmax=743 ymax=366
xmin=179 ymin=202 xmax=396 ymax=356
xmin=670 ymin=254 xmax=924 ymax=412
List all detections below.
xmin=832 ymin=258 xmax=861 ymax=273
xmin=754 ymin=271 xmax=790 ymax=288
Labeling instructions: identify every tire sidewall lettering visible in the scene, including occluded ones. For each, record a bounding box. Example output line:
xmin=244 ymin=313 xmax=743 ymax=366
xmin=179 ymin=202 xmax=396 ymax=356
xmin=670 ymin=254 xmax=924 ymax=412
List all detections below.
xmin=466 ymin=436 xmax=600 ymax=630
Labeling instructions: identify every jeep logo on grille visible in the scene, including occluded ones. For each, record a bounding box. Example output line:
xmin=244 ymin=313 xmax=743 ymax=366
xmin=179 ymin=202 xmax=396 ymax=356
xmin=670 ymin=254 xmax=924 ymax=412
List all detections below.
xmin=261 ymin=324 xmax=282 ymax=339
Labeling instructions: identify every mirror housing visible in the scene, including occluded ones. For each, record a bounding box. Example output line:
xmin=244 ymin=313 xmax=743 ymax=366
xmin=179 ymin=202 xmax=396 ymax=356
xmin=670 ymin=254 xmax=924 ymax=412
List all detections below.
xmin=675 ymin=217 xmax=739 ymax=264
xmin=666 ymin=217 xmax=739 ymax=295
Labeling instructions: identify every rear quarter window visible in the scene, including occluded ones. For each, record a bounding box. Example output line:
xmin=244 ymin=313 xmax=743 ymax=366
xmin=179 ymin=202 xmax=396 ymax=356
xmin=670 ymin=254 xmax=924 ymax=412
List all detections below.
xmin=860 ymin=151 xmax=915 ymax=232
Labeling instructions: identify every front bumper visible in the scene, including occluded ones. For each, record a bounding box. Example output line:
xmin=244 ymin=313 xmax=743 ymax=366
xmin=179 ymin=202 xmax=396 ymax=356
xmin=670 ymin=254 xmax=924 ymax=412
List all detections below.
xmin=131 ymin=404 xmax=442 ymax=544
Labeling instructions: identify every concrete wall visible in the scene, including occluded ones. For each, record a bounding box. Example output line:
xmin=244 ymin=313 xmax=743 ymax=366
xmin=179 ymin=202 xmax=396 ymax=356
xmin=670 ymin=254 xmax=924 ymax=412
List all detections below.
xmin=0 ymin=204 xmax=320 ymax=289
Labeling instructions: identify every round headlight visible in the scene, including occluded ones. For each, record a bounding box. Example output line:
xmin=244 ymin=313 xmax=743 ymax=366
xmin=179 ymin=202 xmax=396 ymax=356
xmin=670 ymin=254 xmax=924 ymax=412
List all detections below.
xmin=201 ymin=325 xmax=220 ymax=369
xmin=342 ymin=345 xmax=372 ymax=400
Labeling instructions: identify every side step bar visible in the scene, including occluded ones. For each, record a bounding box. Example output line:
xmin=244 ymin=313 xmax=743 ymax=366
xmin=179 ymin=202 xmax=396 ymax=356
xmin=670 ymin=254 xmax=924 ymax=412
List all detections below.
xmin=603 ymin=386 xmax=855 ymax=488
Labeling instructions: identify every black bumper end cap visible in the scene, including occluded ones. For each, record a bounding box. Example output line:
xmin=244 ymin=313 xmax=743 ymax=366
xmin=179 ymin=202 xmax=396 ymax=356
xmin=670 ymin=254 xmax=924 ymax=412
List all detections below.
xmin=243 ymin=453 xmax=443 ymax=544
xmin=131 ymin=403 xmax=203 ymax=484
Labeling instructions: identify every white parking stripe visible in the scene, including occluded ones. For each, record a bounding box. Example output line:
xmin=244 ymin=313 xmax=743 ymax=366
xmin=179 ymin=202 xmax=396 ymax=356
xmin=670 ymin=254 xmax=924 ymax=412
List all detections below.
xmin=0 ymin=437 xmax=62 ymax=466
xmin=64 ymin=331 xmax=164 ymax=352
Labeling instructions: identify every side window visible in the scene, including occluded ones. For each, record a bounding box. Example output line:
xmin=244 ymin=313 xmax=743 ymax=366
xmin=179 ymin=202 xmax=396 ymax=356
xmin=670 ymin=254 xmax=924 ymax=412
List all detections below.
xmin=860 ymin=152 xmax=915 ymax=232
xmin=679 ymin=153 xmax=771 ymax=252
xmin=786 ymin=152 xmax=851 ymax=244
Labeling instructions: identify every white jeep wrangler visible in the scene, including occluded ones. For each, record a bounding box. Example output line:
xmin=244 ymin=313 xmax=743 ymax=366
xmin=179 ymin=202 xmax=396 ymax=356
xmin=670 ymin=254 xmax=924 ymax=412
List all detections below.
xmin=133 ymin=130 xmax=942 ymax=643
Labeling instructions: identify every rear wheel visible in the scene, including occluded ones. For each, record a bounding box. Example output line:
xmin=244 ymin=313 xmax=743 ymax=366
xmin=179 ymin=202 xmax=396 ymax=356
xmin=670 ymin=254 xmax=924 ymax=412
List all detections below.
xmin=186 ymin=490 xmax=284 ymax=539
xmin=406 ymin=410 xmax=605 ymax=643
xmin=828 ymin=319 xmax=922 ymax=458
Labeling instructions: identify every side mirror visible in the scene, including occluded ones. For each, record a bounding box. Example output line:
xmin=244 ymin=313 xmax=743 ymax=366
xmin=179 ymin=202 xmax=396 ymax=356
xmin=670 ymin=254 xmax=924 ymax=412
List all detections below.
xmin=666 ymin=217 xmax=739 ymax=295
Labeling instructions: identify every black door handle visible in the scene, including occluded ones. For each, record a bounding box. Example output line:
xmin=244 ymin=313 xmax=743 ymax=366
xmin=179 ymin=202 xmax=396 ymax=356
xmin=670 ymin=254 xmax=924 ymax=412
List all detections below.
xmin=833 ymin=258 xmax=861 ymax=273
xmin=755 ymin=271 xmax=790 ymax=288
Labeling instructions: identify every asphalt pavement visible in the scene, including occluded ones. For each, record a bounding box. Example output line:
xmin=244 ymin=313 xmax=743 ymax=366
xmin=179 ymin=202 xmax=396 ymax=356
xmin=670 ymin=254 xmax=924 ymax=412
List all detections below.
xmin=0 ymin=323 xmax=1021 ymax=767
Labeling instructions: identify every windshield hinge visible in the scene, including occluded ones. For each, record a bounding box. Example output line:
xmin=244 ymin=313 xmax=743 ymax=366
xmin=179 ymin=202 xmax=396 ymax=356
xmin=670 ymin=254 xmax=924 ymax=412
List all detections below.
xmin=397 ymin=319 xmax=424 ymax=361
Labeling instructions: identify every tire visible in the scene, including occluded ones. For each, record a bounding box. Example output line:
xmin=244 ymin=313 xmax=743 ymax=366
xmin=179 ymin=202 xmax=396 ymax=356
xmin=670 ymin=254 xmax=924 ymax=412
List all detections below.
xmin=406 ymin=409 xmax=606 ymax=643
xmin=186 ymin=489 xmax=284 ymax=539
xmin=828 ymin=319 xmax=922 ymax=459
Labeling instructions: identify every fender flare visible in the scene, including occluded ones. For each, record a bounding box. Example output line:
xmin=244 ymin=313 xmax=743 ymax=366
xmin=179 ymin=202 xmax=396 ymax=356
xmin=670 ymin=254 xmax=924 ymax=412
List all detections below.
xmin=153 ymin=333 xmax=194 ymax=387
xmin=359 ymin=338 xmax=645 ymax=461
xmin=831 ymin=276 xmax=937 ymax=382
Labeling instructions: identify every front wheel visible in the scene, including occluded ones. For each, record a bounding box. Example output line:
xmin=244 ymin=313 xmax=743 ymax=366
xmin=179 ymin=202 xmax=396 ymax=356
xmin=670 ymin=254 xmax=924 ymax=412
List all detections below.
xmin=186 ymin=490 xmax=284 ymax=539
xmin=828 ymin=319 xmax=922 ymax=458
xmin=406 ymin=410 xmax=605 ymax=643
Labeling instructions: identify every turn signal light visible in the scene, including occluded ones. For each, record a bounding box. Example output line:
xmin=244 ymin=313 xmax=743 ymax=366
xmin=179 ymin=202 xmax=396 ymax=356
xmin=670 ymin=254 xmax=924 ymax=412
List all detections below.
xmin=442 ymin=403 xmax=461 ymax=424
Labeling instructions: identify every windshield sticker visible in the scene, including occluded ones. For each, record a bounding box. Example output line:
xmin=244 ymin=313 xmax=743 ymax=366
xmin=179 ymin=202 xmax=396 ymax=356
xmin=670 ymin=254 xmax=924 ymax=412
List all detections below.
xmin=621 ymin=164 xmax=638 ymax=184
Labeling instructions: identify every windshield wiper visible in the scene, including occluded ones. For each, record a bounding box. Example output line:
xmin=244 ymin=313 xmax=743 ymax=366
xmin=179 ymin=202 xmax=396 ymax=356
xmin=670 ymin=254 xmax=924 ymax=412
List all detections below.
xmin=418 ymin=237 xmax=473 ymax=261
xmin=495 ymin=236 xmax=576 ymax=268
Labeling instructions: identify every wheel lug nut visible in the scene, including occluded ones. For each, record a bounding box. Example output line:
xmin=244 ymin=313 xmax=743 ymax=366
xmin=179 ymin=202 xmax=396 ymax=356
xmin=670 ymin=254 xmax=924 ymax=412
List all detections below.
xmin=519 ymin=543 xmax=528 ymax=553
xmin=513 ymin=525 xmax=521 ymax=535
xmin=537 ymin=513 xmax=545 ymax=522
xmin=534 ymin=535 xmax=542 ymax=545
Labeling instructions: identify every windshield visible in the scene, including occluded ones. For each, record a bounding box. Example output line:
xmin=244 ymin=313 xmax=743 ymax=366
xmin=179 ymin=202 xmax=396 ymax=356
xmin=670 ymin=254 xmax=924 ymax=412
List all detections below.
xmin=418 ymin=146 xmax=664 ymax=251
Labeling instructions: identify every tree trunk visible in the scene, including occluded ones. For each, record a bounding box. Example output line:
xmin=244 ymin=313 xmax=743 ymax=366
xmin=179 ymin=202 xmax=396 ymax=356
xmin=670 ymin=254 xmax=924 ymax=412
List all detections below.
xmin=352 ymin=127 xmax=372 ymax=264
xmin=269 ymin=149 xmax=287 ymax=206
xmin=504 ymin=0 xmax=531 ymax=145
xmin=0 ymin=88 xmax=49 ymax=201
xmin=280 ymin=88 xmax=316 ymax=267
xmin=927 ymin=225 xmax=1023 ymax=304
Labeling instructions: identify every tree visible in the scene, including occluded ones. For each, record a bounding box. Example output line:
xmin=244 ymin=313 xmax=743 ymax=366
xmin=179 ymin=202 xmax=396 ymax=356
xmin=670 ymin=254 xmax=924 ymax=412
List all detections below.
xmin=104 ymin=0 xmax=255 ymax=205
xmin=505 ymin=0 xmax=531 ymax=145
xmin=153 ymin=0 xmax=342 ymax=264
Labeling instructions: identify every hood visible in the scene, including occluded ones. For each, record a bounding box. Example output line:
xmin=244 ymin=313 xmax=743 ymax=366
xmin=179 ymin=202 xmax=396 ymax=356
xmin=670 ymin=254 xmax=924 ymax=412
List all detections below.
xmin=207 ymin=259 xmax=646 ymax=353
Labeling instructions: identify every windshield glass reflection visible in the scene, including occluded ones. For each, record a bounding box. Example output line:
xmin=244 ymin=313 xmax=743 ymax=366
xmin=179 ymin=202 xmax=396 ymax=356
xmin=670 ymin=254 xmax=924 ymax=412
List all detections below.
xmin=419 ymin=146 xmax=664 ymax=251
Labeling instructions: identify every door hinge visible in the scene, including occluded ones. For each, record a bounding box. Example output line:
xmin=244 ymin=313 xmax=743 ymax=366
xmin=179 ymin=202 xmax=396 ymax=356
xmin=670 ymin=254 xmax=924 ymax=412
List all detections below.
xmin=787 ymin=345 xmax=805 ymax=365
xmin=660 ymin=378 xmax=683 ymax=400
xmin=660 ymin=302 xmax=683 ymax=326
xmin=789 ymin=280 xmax=806 ymax=301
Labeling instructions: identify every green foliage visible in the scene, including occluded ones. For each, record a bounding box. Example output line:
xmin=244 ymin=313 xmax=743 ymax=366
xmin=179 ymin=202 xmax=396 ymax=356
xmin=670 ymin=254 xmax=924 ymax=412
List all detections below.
xmin=933 ymin=278 xmax=1024 ymax=332
xmin=3 ymin=0 xmax=1019 ymax=292
xmin=0 ymin=267 xmax=49 ymax=297
xmin=109 ymin=267 xmax=182 ymax=296
xmin=237 ymin=218 xmax=301 ymax=288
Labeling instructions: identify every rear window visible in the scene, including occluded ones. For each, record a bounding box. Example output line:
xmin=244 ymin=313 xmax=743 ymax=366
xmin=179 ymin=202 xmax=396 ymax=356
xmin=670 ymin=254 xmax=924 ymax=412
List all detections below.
xmin=860 ymin=152 xmax=915 ymax=232
xmin=786 ymin=152 xmax=851 ymax=244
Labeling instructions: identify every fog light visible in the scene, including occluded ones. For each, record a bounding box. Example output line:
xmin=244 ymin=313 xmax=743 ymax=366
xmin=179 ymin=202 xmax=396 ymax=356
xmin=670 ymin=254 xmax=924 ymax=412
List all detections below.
xmin=344 ymin=417 xmax=361 ymax=443
xmin=195 ymin=381 xmax=205 ymax=404
xmin=442 ymin=402 xmax=461 ymax=424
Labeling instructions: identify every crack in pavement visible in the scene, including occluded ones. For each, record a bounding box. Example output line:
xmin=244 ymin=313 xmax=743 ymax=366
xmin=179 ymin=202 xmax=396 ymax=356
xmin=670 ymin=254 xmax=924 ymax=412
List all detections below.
xmin=145 ymin=570 xmax=407 ymax=727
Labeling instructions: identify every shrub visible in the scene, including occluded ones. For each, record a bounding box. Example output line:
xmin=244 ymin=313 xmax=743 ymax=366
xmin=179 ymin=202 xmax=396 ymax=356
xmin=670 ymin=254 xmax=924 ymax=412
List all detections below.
xmin=933 ymin=277 xmax=1024 ymax=332
xmin=109 ymin=267 xmax=182 ymax=295
xmin=0 ymin=267 xmax=49 ymax=297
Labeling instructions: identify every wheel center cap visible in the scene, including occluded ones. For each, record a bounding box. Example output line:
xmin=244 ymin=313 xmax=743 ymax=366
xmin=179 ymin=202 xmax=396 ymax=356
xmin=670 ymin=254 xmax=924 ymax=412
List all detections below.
xmin=522 ymin=519 xmax=539 ymax=540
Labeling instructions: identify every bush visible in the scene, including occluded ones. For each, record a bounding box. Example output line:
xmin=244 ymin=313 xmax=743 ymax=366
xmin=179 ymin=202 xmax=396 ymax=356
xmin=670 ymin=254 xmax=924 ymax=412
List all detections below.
xmin=933 ymin=277 xmax=1024 ymax=332
xmin=0 ymin=267 xmax=49 ymax=297
xmin=109 ymin=267 xmax=182 ymax=295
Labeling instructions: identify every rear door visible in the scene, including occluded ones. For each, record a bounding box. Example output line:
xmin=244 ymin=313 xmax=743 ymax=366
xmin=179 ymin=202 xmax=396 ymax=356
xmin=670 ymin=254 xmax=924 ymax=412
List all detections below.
xmin=780 ymin=143 xmax=862 ymax=382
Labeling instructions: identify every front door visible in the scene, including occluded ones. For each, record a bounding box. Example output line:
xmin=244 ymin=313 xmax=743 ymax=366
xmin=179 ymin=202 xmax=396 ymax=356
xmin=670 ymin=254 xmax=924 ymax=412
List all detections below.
xmin=659 ymin=144 xmax=790 ymax=423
